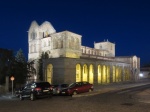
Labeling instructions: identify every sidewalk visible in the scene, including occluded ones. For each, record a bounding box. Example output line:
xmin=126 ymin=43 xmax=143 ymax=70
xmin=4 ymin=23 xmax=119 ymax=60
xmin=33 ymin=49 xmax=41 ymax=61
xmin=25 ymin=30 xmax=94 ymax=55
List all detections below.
xmin=0 ymin=92 xmax=17 ymax=100
xmin=73 ymin=79 xmax=150 ymax=103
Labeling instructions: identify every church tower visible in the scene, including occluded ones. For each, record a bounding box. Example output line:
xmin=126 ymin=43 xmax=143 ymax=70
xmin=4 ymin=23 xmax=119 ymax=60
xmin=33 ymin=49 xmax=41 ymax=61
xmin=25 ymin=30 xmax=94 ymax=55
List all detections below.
xmin=28 ymin=21 xmax=82 ymax=81
xmin=28 ymin=21 xmax=56 ymax=61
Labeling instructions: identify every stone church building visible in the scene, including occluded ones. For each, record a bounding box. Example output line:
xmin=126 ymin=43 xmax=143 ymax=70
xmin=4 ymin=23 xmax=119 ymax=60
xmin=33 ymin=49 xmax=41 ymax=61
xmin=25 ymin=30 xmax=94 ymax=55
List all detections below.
xmin=28 ymin=21 xmax=140 ymax=85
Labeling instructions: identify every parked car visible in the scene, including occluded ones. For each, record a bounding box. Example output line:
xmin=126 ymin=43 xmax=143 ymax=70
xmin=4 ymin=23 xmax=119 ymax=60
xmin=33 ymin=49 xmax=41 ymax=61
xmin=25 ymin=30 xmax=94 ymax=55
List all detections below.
xmin=61 ymin=81 xmax=94 ymax=96
xmin=52 ymin=84 xmax=69 ymax=95
xmin=19 ymin=81 xmax=53 ymax=101
xmin=15 ymin=87 xmax=24 ymax=97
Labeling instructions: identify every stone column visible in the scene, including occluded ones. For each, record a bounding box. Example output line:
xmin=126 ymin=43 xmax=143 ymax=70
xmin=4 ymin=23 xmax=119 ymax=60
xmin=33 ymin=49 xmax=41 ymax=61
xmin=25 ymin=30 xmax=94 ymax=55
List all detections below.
xmin=94 ymin=65 xmax=98 ymax=85
xmin=109 ymin=66 xmax=113 ymax=83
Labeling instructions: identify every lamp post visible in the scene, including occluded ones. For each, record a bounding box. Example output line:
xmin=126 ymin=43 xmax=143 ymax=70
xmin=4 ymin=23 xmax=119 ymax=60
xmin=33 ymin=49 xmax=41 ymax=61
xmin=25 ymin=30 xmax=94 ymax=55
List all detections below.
xmin=10 ymin=76 xmax=15 ymax=96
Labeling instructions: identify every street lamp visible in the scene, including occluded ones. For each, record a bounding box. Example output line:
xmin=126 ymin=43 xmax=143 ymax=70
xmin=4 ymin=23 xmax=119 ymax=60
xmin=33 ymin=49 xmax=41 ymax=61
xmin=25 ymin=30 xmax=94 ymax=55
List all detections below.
xmin=10 ymin=76 xmax=15 ymax=96
xmin=139 ymin=73 xmax=143 ymax=78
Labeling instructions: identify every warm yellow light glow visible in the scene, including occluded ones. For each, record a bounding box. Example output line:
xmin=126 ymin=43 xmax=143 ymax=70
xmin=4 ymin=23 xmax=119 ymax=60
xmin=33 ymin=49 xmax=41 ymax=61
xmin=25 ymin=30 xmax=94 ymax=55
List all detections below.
xmin=102 ymin=65 xmax=107 ymax=84
xmin=82 ymin=64 xmax=88 ymax=81
xmin=98 ymin=65 xmax=102 ymax=84
xmin=47 ymin=64 xmax=53 ymax=84
xmin=89 ymin=65 xmax=94 ymax=84
xmin=66 ymin=52 xmax=80 ymax=58
xmin=76 ymin=64 xmax=81 ymax=82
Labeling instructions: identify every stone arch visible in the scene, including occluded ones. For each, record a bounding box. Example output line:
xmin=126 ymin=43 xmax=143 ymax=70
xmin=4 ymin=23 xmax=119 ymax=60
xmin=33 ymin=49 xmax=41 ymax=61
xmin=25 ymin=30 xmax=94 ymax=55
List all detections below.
xmin=133 ymin=56 xmax=137 ymax=68
xmin=102 ymin=65 xmax=107 ymax=84
xmin=76 ymin=64 xmax=81 ymax=82
xmin=82 ymin=64 xmax=88 ymax=81
xmin=89 ymin=64 xmax=94 ymax=84
xmin=98 ymin=65 xmax=102 ymax=84
xmin=46 ymin=64 xmax=53 ymax=84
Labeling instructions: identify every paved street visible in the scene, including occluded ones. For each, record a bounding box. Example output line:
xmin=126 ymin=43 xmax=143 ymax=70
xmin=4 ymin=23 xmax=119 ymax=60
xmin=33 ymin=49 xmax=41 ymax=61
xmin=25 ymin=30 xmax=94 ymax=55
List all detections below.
xmin=0 ymin=91 xmax=150 ymax=112
xmin=0 ymin=79 xmax=150 ymax=112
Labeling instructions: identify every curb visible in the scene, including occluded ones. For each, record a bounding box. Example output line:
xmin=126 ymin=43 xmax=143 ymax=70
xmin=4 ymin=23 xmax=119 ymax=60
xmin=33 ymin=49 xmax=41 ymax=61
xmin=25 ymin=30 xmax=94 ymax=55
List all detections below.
xmin=1 ymin=93 xmax=17 ymax=99
xmin=72 ymin=82 xmax=150 ymax=98
xmin=72 ymin=89 xmax=115 ymax=98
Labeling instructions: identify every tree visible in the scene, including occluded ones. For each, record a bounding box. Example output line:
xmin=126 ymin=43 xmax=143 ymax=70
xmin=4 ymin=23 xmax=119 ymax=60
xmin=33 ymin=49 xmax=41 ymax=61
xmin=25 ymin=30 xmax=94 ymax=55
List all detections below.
xmin=15 ymin=49 xmax=26 ymax=63
xmin=0 ymin=48 xmax=36 ymax=86
xmin=13 ymin=49 xmax=27 ymax=85
xmin=12 ymin=48 xmax=37 ymax=86
xmin=38 ymin=52 xmax=49 ymax=81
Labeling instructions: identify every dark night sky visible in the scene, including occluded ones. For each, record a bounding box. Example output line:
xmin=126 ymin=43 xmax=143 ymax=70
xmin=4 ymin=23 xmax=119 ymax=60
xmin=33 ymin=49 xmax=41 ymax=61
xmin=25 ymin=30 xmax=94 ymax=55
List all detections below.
xmin=0 ymin=0 xmax=150 ymax=66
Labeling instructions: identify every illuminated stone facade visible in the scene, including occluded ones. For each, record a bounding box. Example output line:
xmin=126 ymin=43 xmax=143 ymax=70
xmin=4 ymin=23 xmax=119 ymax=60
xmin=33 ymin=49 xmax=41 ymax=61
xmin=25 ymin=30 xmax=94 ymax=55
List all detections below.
xmin=28 ymin=21 xmax=81 ymax=60
xmin=28 ymin=21 xmax=140 ymax=84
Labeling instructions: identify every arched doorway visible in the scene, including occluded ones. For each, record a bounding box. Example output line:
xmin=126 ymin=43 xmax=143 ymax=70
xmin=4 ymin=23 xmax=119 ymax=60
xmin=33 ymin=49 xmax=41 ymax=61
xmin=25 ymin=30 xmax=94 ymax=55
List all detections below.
xmin=102 ymin=65 xmax=107 ymax=84
xmin=98 ymin=65 xmax=102 ymax=84
xmin=82 ymin=64 xmax=88 ymax=81
xmin=89 ymin=64 xmax=94 ymax=84
xmin=76 ymin=64 xmax=81 ymax=82
xmin=46 ymin=64 xmax=53 ymax=84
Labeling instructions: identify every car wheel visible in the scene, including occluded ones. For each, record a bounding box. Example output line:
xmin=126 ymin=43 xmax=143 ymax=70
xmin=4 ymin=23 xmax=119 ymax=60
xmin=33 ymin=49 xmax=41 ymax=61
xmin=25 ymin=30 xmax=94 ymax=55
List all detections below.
xmin=19 ymin=94 xmax=24 ymax=101
xmin=73 ymin=91 xmax=77 ymax=95
xmin=30 ymin=93 xmax=35 ymax=101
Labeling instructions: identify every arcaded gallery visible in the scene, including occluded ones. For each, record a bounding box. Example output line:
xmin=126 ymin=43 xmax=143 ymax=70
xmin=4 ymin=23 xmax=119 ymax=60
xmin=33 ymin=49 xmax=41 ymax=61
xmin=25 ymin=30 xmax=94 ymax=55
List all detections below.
xmin=28 ymin=21 xmax=140 ymax=85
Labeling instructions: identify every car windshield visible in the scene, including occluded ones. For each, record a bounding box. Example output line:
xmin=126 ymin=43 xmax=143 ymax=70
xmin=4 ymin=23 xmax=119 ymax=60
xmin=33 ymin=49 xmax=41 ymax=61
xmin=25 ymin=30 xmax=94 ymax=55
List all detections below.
xmin=61 ymin=84 xmax=68 ymax=87
xmin=68 ymin=83 xmax=76 ymax=88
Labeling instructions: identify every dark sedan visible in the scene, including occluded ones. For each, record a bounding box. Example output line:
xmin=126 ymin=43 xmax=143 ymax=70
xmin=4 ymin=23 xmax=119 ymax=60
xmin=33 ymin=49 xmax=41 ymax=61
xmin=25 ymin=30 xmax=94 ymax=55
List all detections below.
xmin=52 ymin=84 xmax=69 ymax=95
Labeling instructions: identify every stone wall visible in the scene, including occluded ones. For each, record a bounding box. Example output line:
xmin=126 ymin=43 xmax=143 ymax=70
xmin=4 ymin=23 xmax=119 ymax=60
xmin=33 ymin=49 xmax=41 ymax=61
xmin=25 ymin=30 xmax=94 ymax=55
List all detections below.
xmin=43 ymin=57 xmax=132 ymax=85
